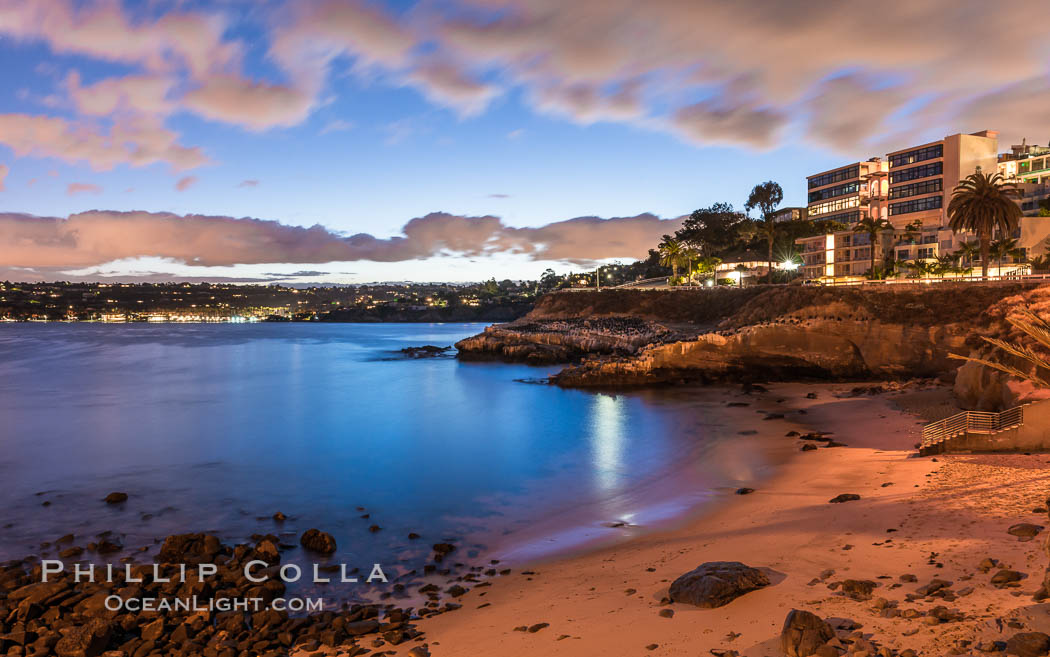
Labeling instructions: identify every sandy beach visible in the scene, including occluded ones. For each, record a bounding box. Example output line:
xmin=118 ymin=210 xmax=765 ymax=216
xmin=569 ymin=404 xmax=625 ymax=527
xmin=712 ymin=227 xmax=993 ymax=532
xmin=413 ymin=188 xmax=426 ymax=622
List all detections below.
xmin=403 ymin=382 xmax=1050 ymax=656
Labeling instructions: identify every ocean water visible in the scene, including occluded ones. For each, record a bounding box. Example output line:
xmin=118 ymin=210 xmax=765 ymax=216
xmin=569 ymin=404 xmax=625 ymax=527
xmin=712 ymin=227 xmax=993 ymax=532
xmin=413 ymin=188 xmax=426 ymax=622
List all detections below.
xmin=0 ymin=323 xmax=772 ymax=598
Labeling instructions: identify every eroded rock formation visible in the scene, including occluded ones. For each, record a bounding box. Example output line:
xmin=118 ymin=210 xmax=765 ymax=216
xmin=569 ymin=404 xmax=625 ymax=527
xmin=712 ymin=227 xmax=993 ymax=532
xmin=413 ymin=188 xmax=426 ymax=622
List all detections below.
xmin=456 ymin=284 xmax=1050 ymax=404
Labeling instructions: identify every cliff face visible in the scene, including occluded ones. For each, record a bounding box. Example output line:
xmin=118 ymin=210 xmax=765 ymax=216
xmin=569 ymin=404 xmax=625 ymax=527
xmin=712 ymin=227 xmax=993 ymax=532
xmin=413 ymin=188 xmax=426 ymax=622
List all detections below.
xmin=455 ymin=285 xmax=1049 ymax=400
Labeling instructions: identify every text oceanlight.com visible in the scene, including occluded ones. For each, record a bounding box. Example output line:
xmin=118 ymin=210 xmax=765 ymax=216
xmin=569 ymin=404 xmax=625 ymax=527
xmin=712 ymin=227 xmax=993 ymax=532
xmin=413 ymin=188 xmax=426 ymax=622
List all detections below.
xmin=105 ymin=595 xmax=325 ymax=612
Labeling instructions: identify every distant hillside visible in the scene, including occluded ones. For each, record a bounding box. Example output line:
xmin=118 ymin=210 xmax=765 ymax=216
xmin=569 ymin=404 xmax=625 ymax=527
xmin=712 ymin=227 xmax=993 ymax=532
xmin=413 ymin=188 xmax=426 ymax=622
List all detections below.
xmin=319 ymin=302 xmax=532 ymax=323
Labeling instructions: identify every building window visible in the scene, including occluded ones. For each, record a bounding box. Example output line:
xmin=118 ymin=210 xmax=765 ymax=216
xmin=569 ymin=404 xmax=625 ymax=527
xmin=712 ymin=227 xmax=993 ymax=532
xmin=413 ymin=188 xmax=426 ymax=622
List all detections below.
xmin=889 ymin=144 xmax=943 ymax=168
xmin=889 ymin=178 xmax=943 ymax=200
xmin=808 ymin=165 xmax=859 ymax=189
xmin=918 ymin=247 xmax=935 ymax=259
xmin=810 ymin=210 xmax=861 ymax=225
xmin=810 ymin=196 xmax=860 ymax=217
xmin=808 ymin=181 xmax=859 ymax=203
xmin=888 ymin=195 xmax=943 ymax=216
xmin=889 ymin=161 xmax=943 ymax=184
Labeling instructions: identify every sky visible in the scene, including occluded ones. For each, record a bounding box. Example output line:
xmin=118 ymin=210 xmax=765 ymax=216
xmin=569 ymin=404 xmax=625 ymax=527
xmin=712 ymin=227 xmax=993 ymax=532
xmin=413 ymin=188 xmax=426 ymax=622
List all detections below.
xmin=1 ymin=0 xmax=1049 ymax=284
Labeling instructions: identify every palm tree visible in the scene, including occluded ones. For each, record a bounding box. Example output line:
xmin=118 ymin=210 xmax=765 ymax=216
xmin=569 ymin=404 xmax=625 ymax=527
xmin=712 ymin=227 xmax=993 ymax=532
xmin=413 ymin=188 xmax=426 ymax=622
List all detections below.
xmin=934 ymin=253 xmax=961 ymax=278
xmin=1030 ymin=254 xmax=1050 ymax=272
xmin=949 ymin=308 xmax=1050 ymax=388
xmin=682 ymin=245 xmax=701 ymax=284
xmin=658 ymin=236 xmax=684 ymax=282
xmin=744 ymin=181 xmax=784 ymax=283
xmin=947 ymin=171 xmax=1023 ymax=278
xmin=990 ymin=237 xmax=1025 ymax=275
xmin=957 ymin=240 xmax=980 ymax=270
xmin=852 ymin=216 xmax=891 ymax=277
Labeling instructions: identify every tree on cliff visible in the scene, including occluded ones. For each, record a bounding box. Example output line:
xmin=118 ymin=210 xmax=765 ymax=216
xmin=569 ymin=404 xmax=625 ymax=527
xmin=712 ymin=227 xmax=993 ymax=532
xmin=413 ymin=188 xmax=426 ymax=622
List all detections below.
xmin=957 ymin=240 xmax=980 ymax=270
xmin=658 ymin=236 xmax=684 ymax=282
xmin=675 ymin=203 xmax=745 ymax=256
xmin=947 ymin=171 xmax=1022 ymax=279
xmin=852 ymin=216 xmax=891 ymax=278
xmin=744 ymin=181 xmax=784 ymax=283
xmin=990 ymin=237 xmax=1025 ymax=274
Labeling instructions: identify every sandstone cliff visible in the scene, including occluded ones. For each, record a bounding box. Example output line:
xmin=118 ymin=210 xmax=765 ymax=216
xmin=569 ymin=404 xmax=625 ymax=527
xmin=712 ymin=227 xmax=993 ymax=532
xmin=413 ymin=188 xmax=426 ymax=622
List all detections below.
xmin=455 ymin=284 xmax=1050 ymax=406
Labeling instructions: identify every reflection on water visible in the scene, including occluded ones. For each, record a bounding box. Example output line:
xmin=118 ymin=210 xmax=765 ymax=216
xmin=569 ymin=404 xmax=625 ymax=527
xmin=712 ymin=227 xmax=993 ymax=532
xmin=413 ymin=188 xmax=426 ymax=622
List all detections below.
xmin=589 ymin=394 xmax=625 ymax=500
xmin=0 ymin=323 xmax=771 ymax=576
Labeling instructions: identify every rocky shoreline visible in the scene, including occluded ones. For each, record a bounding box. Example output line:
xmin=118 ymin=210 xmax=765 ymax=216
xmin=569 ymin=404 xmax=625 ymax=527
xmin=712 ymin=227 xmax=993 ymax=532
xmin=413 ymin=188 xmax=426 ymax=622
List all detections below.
xmin=454 ymin=284 xmax=1050 ymax=408
xmin=0 ymin=507 xmax=515 ymax=657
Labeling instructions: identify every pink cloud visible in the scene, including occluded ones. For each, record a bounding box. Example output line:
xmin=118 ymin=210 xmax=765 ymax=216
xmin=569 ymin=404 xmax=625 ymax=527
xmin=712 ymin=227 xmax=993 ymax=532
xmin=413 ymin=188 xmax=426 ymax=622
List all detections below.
xmin=402 ymin=61 xmax=500 ymax=117
xmin=3 ymin=0 xmax=1049 ymax=160
xmin=181 ymin=75 xmax=318 ymax=131
xmin=0 ymin=209 xmax=682 ymax=268
xmin=66 ymin=182 xmax=102 ymax=196
xmin=66 ymin=71 xmax=175 ymax=117
xmin=0 ymin=114 xmax=208 ymax=172
xmin=0 ymin=1 xmax=240 ymax=80
xmin=175 ymin=176 xmax=198 ymax=192
xmin=0 ymin=164 xmax=7 ymax=191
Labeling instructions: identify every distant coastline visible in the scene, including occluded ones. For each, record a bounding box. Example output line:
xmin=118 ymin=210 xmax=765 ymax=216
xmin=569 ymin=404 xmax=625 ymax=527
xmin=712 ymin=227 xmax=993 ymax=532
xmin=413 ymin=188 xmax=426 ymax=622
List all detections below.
xmin=0 ymin=280 xmax=537 ymax=323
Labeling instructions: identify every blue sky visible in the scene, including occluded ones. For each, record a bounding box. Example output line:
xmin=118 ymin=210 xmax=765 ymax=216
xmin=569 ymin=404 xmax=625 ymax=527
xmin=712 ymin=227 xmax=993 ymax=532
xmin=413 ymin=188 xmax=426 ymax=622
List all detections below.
xmin=0 ymin=0 xmax=1045 ymax=282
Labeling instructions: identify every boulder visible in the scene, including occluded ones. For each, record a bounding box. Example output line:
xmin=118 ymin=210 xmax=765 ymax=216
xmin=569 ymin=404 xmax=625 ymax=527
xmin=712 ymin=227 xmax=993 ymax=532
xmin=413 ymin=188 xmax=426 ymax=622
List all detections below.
xmin=1005 ymin=632 xmax=1050 ymax=657
xmin=1009 ymin=523 xmax=1044 ymax=541
xmin=158 ymin=533 xmax=223 ymax=564
xmin=300 ymin=529 xmax=337 ymax=555
xmin=780 ymin=609 xmax=835 ymax=657
xmin=840 ymin=579 xmax=877 ymax=601
xmin=668 ymin=561 xmax=770 ymax=608
xmin=991 ymin=569 xmax=1025 ymax=587
xmin=829 ymin=494 xmax=861 ymax=503
xmin=7 ymin=580 xmax=68 ymax=605
xmin=102 ymin=492 xmax=127 ymax=505
xmin=54 ymin=619 xmax=112 ymax=657
xmin=140 ymin=618 xmax=165 ymax=642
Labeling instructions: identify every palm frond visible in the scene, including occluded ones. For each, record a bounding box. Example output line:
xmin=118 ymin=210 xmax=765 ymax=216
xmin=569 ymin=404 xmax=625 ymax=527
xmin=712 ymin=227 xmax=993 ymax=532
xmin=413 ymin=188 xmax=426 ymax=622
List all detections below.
xmin=949 ymin=306 xmax=1050 ymax=389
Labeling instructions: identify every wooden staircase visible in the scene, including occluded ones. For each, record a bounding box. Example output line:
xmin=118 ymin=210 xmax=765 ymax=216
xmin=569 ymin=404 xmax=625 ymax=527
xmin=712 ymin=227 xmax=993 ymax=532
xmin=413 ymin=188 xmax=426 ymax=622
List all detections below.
xmin=920 ymin=404 xmax=1026 ymax=455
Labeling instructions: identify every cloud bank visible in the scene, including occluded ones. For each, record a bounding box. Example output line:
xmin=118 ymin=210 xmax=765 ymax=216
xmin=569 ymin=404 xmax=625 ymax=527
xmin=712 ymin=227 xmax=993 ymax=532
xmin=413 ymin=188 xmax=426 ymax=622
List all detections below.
xmin=0 ymin=210 xmax=682 ymax=270
xmin=1 ymin=0 xmax=1048 ymax=176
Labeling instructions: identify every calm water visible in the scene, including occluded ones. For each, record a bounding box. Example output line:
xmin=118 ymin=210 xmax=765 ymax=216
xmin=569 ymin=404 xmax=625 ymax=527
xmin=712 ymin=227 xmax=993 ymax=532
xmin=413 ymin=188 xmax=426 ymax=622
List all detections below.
xmin=0 ymin=323 xmax=771 ymax=596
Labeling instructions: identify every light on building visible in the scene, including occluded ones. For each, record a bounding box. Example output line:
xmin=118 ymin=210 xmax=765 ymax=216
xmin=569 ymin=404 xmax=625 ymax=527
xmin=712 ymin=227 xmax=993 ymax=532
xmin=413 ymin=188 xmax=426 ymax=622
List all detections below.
xmin=780 ymin=260 xmax=799 ymax=271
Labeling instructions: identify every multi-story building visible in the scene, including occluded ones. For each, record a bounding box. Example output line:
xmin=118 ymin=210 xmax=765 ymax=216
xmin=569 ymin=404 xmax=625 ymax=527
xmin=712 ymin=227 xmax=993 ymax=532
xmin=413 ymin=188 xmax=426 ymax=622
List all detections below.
xmin=772 ymin=206 xmax=808 ymax=223
xmin=998 ymin=140 xmax=1050 ymax=185
xmin=797 ymin=130 xmax=1000 ymax=281
xmin=797 ymin=158 xmax=887 ymax=279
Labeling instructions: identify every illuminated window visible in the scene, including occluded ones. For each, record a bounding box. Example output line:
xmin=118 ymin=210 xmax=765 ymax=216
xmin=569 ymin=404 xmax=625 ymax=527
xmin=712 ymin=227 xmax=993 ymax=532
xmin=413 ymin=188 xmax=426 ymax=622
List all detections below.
xmin=809 ymin=196 xmax=860 ymax=217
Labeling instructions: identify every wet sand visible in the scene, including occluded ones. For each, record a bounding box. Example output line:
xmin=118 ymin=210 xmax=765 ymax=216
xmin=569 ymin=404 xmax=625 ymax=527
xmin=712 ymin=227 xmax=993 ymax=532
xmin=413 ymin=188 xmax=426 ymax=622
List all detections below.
xmin=399 ymin=382 xmax=1050 ymax=656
